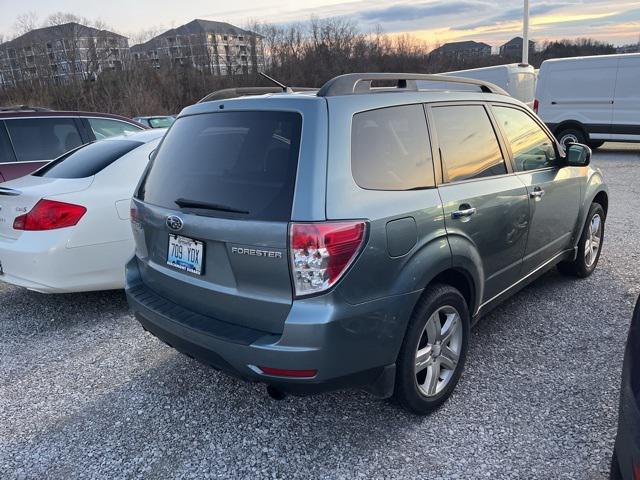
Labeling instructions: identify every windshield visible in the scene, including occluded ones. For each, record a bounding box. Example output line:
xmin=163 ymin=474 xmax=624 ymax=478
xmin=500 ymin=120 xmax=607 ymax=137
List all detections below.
xmin=136 ymin=111 xmax=303 ymax=221
xmin=149 ymin=117 xmax=175 ymax=128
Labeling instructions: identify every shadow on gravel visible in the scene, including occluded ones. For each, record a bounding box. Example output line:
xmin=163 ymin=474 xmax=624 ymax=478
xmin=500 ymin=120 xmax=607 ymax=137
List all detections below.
xmin=0 ymin=286 xmax=128 ymax=336
xmin=2 ymin=349 xmax=431 ymax=478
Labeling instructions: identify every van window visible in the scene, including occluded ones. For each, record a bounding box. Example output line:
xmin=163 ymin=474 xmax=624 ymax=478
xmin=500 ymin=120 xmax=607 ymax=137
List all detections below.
xmin=351 ymin=104 xmax=434 ymax=190
xmin=88 ymin=118 xmax=140 ymax=140
xmin=493 ymin=106 xmax=557 ymax=171
xmin=432 ymin=105 xmax=506 ymax=183
xmin=6 ymin=118 xmax=83 ymax=161
xmin=137 ymin=111 xmax=302 ymax=221
xmin=34 ymin=139 xmax=143 ymax=178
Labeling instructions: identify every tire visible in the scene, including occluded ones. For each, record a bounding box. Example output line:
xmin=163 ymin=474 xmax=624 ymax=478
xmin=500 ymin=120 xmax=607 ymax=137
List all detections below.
xmin=558 ymin=202 xmax=605 ymax=277
xmin=556 ymin=128 xmax=587 ymax=149
xmin=610 ymin=448 xmax=622 ymax=480
xmin=394 ymin=283 xmax=470 ymax=415
xmin=589 ymin=140 xmax=605 ymax=150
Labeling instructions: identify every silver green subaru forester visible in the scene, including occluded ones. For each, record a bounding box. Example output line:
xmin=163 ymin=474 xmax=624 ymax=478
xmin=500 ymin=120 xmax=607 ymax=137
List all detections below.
xmin=126 ymin=73 xmax=608 ymax=414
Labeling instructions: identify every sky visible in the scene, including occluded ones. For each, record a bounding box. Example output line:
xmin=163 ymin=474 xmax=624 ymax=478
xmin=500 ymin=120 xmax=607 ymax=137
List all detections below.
xmin=0 ymin=0 xmax=639 ymax=47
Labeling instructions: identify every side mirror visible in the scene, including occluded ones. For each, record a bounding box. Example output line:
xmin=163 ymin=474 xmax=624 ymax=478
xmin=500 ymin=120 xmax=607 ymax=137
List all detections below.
xmin=566 ymin=143 xmax=591 ymax=167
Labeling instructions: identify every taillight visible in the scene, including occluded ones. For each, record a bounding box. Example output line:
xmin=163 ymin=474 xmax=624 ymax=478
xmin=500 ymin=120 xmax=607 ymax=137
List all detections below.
xmin=13 ymin=199 xmax=86 ymax=231
xmin=533 ymin=99 xmax=539 ymax=113
xmin=290 ymin=220 xmax=367 ymax=297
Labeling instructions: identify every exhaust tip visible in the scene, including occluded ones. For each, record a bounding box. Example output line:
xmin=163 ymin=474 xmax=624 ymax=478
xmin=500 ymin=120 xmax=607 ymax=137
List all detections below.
xmin=266 ymin=385 xmax=286 ymax=401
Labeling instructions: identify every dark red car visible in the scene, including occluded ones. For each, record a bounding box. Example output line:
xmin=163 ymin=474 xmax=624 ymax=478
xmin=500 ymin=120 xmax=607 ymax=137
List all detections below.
xmin=0 ymin=106 xmax=146 ymax=182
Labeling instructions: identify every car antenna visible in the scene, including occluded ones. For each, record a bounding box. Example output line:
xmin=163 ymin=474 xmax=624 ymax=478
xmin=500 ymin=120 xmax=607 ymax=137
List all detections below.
xmin=259 ymin=72 xmax=293 ymax=93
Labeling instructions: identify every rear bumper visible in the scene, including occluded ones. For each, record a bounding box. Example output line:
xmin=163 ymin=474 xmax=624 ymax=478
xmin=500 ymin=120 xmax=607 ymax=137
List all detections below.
xmin=125 ymin=257 xmax=420 ymax=396
xmin=0 ymin=232 xmax=130 ymax=293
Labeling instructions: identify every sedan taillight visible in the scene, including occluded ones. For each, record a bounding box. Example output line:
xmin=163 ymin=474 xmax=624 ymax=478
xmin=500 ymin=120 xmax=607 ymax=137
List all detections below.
xmin=13 ymin=199 xmax=87 ymax=231
xmin=290 ymin=221 xmax=367 ymax=297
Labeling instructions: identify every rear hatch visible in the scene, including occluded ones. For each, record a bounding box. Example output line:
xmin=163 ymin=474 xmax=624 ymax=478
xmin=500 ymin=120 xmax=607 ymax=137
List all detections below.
xmin=132 ymin=110 xmax=303 ymax=334
xmin=0 ymin=176 xmax=92 ymax=240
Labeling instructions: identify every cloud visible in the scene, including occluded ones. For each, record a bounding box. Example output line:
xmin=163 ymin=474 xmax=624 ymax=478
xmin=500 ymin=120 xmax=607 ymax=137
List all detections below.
xmin=358 ymin=1 xmax=489 ymax=23
xmin=454 ymin=2 xmax=571 ymax=30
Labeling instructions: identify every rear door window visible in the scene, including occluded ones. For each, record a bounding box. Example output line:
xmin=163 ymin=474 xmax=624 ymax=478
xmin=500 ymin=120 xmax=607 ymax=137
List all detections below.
xmin=137 ymin=111 xmax=302 ymax=221
xmin=34 ymin=139 xmax=144 ymax=178
xmin=351 ymin=104 xmax=434 ymax=190
xmin=432 ymin=105 xmax=507 ymax=183
xmin=88 ymin=118 xmax=141 ymax=140
xmin=6 ymin=118 xmax=84 ymax=161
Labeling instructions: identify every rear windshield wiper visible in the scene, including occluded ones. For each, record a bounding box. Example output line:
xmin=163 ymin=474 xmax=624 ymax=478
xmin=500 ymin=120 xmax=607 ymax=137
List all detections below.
xmin=174 ymin=197 xmax=249 ymax=215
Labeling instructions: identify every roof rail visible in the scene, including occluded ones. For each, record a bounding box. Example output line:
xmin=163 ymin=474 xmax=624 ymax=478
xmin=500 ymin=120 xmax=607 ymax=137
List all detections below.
xmin=198 ymin=86 xmax=317 ymax=103
xmin=317 ymin=73 xmax=508 ymax=97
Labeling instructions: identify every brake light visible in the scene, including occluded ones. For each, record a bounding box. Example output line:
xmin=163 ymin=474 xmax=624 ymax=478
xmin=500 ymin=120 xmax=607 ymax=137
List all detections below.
xmin=533 ymin=99 xmax=539 ymax=113
xmin=290 ymin=221 xmax=367 ymax=297
xmin=13 ymin=199 xmax=87 ymax=231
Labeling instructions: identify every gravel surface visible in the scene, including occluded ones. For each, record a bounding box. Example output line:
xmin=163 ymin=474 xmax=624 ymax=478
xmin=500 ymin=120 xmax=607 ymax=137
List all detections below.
xmin=2 ymin=144 xmax=639 ymax=479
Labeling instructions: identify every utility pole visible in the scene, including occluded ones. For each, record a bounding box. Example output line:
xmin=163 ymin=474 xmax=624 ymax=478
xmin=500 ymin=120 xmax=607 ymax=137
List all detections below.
xmin=522 ymin=0 xmax=530 ymax=65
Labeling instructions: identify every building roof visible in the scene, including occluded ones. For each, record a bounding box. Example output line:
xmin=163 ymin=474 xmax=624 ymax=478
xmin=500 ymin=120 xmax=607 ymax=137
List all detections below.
xmin=501 ymin=36 xmax=536 ymax=48
xmin=432 ymin=41 xmax=492 ymax=54
xmin=130 ymin=19 xmax=258 ymax=52
xmin=0 ymin=22 xmax=126 ymax=50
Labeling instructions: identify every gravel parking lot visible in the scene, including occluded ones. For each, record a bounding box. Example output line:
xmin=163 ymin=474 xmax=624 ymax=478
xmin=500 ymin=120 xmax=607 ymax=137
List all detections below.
xmin=2 ymin=144 xmax=639 ymax=480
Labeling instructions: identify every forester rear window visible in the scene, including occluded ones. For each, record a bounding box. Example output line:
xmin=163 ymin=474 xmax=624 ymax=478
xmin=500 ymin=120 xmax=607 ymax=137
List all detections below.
xmin=351 ymin=104 xmax=434 ymax=190
xmin=136 ymin=111 xmax=302 ymax=221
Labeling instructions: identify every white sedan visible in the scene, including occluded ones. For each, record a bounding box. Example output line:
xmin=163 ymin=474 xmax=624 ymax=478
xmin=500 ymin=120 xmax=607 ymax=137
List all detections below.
xmin=0 ymin=129 xmax=165 ymax=293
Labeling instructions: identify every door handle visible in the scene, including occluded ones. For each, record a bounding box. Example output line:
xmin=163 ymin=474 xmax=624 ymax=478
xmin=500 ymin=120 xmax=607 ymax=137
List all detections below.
xmin=530 ymin=187 xmax=545 ymax=201
xmin=451 ymin=206 xmax=477 ymax=219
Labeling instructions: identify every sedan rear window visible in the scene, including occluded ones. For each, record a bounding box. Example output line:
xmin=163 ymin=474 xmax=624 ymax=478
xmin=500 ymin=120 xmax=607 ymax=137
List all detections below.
xmin=136 ymin=111 xmax=302 ymax=221
xmin=34 ymin=139 xmax=143 ymax=178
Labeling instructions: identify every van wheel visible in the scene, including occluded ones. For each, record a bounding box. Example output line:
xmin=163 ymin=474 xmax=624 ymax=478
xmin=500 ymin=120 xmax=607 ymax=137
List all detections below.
xmin=588 ymin=140 xmax=605 ymax=150
xmin=558 ymin=202 xmax=605 ymax=278
xmin=394 ymin=284 xmax=470 ymax=415
xmin=556 ymin=128 xmax=586 ymax=148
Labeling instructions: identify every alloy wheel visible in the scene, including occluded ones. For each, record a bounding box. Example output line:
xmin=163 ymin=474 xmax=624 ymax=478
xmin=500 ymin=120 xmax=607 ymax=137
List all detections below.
xmin=414 ymin=306 xmax=463 ymax=397
xmin=584 ymin=213 xmax=602 ymax=267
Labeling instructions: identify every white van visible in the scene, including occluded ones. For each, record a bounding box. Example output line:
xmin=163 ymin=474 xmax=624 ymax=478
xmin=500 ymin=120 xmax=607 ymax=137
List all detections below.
xmin=535 ymin=53 xmax=640 ymax=148
xmin=439 ymin=63 xmax=537 ymax=108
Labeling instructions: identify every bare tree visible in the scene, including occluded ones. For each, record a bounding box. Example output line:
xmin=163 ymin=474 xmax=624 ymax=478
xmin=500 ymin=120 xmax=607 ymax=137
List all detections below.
xmin=13 ymin=11 xmax=38 ymax=37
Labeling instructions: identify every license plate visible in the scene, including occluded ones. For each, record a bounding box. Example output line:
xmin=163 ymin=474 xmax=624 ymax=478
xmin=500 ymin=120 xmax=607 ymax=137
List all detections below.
xmin=167 ymin=235 xmax=204 ymax=275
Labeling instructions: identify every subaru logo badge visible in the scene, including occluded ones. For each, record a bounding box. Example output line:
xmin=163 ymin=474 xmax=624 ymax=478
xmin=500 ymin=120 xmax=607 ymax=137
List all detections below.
xmin=166 ymin=215 xmax=184 ymax=232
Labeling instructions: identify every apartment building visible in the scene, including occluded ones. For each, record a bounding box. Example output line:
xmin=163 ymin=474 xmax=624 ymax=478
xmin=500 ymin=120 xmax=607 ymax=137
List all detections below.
xmin=130 ymin=19 xmax=264 ymax=75
xmin=0 ymin=22 xmax=128 ymax=87
xmin=499 ymin=37 xmax=536 ymax=58
xmin=430 ymin=41 xmax=492 ymax=59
